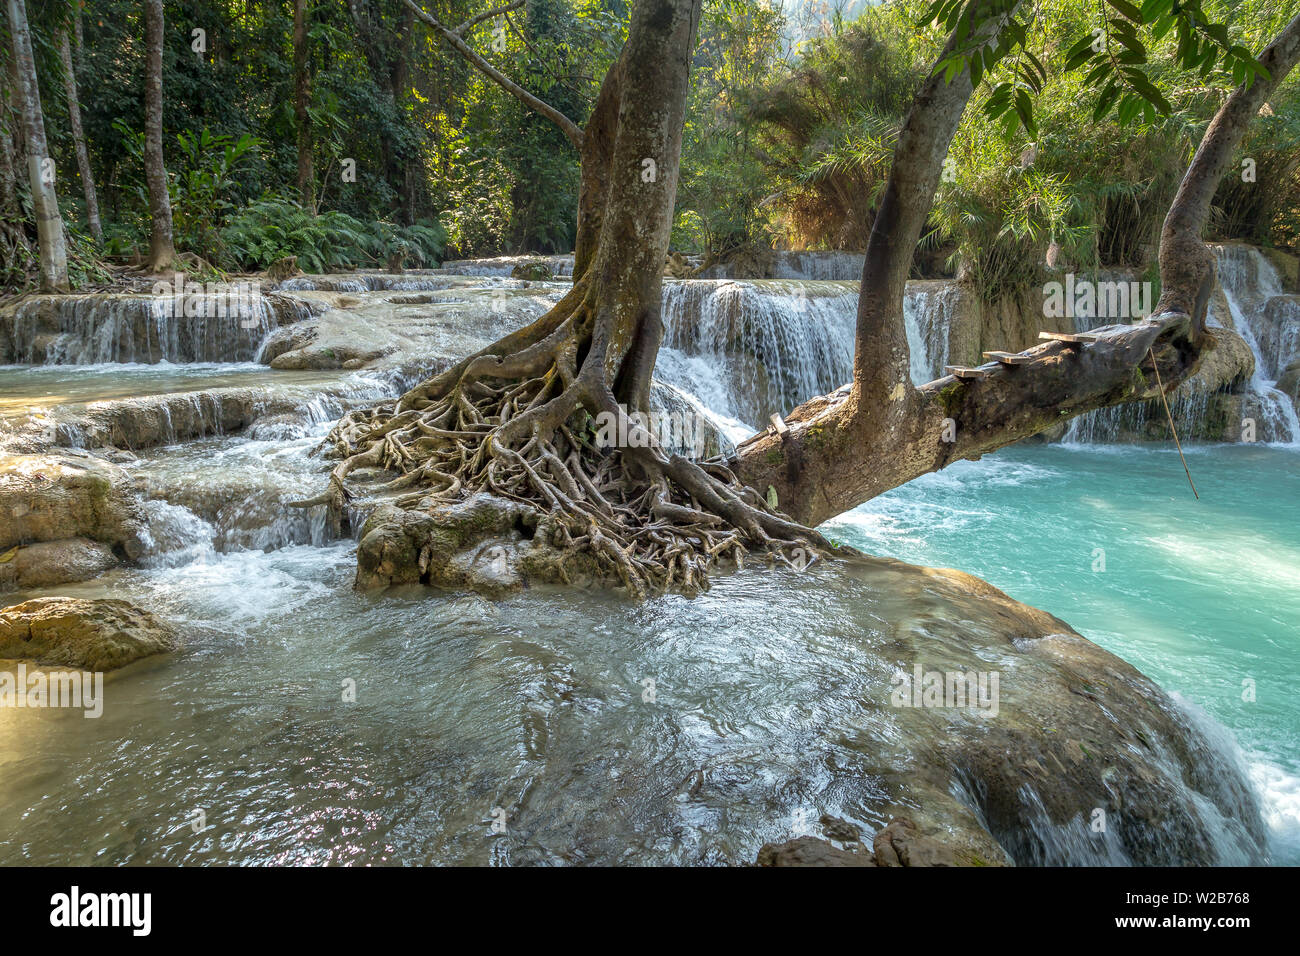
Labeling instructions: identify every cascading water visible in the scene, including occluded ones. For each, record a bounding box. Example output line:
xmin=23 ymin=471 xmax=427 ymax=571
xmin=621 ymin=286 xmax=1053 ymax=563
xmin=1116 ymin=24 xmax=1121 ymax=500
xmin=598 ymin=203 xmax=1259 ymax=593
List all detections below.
xmin=902 ymin=281 xmax=964 ymax=384
xmin=657 ymin=279 xmax=856 ymax=426
xmin=1 ymin=262 xmax=1290 ymax=866
xmin=0 ymin=292 xmax=320 ymax=365
xmin=1213 ymin=245 xmax=1300 ymax=445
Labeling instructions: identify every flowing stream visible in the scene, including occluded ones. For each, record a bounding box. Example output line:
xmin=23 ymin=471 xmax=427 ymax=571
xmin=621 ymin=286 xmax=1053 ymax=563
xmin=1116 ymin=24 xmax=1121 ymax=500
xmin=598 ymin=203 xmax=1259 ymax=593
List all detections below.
xmin=0 ymin=261 xmax=1295 ymax=865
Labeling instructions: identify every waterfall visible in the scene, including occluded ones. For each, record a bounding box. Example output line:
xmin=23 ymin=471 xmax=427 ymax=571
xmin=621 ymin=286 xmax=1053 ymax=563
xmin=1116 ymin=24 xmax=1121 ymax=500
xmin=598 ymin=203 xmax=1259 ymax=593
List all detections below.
xmin=0 ymin=293 xmax=320 ymax=365
xmin=902 ymin=282 xmax=962 ymax=384
xmin=657 ymin=279 xmax=857 ymax=427
xmin=1064 ymin=246 xmax=1300 ymax=445
xmin=436 ymin=256 xmax=575 ymax=278
xmin=652 ymin=277 xmax=961 ymax=432
xmin=767 ymin=251 xmax=865 ymax=280
xmin=1213 ymin=245 xmax=1300 ymax=445
xmin=277 ymin=273 xmax=474 ymax=292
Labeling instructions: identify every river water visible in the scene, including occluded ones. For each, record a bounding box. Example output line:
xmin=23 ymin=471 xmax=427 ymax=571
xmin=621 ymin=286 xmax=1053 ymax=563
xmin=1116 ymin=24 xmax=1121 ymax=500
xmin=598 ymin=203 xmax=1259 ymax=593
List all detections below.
xmin=0 ymin=260 xmax=1295 ymax=865
xmin=828 ymin=441 xmax=1300 ymax=864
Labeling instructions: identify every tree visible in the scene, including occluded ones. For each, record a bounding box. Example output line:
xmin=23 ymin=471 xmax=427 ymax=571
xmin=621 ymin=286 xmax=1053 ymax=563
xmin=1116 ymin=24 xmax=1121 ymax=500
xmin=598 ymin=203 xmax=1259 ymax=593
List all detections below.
xmin=314 ymin=0 xmax=1300 ymax=596
xmin=732 ymin=4 xmax=1300 ymax=525
xmin=294 ymin=0 xmax=314 ymax=212
xmin=58 ymin=25 xmax=102 ymax=243
xmin=5 ymin=0 xmax=69 ymax=291
xmin=308 ymin=0 xmax=836 ymax=597
xmin=143 ymin=0 xmax=177 ymax=272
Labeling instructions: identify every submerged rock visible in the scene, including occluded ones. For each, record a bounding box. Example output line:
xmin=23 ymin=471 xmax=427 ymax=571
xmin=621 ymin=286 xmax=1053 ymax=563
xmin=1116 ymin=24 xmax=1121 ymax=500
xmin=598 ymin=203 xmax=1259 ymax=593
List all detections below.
xmin=755 ymin=816 xmax=988 ymax=867
xmin=0 ymin=597 xmax=177 ymax=670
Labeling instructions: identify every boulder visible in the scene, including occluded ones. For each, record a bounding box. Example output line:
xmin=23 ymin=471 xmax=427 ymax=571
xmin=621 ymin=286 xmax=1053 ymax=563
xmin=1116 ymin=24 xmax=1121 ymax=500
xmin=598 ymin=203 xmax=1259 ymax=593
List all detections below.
xmin=0 ymin=453 xmax=147 ymax=557
xmin=509 ymin=259 xmax=555 ymax=281
xmin=755 ymin=836 xmax=874 ymax=867
xmin=0 ymin=597 xmax=177 ymax=670
xmin=1188 ymin=325 xmax=1255 ymax=393
xmin=0 ymin=538 xmax=119 ymax=590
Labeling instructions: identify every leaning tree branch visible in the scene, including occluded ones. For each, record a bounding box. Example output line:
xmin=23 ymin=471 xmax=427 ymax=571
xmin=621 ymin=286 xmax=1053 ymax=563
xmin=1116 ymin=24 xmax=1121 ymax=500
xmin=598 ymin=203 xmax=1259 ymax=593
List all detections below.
xmin=1154 ymin=11 xmax=1300 ymax=323
xmin=454 ymin=0 xmax=524 ymax=36
xmin=401 ymin=0 xmax=584 ymax=150
xmin=732 ymin=9 xmax=1300 ymax=528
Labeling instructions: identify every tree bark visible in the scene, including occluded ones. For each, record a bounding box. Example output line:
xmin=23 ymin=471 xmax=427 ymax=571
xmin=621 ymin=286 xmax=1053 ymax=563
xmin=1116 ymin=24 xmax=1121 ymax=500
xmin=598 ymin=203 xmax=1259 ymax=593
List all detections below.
xmin=293 ymin=0 xmax=314 ymax=212
xmin=143 ymin=0 xmax=177 ymax=272
xmin=313 ymin=0 xmax=837 ymax=596
xmin=732 ymin=10 xmax=1300 ymax=527
xmin=58 ymin=28 xmax=102 ymax=243
xmin=1153 ymin=12 xmax=1300 ymax=323
xmin=5 ymin=0 xmax=69 ymax=291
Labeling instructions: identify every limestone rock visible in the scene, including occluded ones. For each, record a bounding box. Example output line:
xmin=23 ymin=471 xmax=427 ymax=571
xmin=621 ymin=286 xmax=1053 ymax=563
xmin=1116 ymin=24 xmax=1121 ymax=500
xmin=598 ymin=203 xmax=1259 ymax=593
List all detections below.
xmin=872 ymin=817 xmax=964 ymax=867
xmin=755 ymin=836 xmax=874 ymax=867
xmin=509 ymin=259 xmax=554 ymax=281
xmin=264 ymin=256 xmax=301 ymax=283
xmin=0 ymin=538 xmax=118 ymax=590
xmin=0 ymin=453 xmax=147 ymax=557
xmin=0 ymin=597 xmax=177 ymax=670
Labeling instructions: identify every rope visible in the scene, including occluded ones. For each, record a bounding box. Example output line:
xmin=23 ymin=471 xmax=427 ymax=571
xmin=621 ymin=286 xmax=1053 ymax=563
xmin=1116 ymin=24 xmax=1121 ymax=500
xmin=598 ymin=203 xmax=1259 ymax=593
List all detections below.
xmin=1149 ymin=347 xmax=1198 ymax=500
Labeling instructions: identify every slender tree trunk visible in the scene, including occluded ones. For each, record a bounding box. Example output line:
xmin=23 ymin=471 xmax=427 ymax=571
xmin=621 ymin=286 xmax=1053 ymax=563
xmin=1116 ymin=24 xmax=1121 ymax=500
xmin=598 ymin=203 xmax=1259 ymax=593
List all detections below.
xmin=58 ymin=28 xmax=102 ymax=243
xmin=143 ymin=0 xmax=177 ymax=272
xmin=293 ymin=0 xmax=314 ymax=212
xmin=5 ymin=0 xmax=69 ymax=291
xmin=733 ymin=10 xmax=1300 ymax=527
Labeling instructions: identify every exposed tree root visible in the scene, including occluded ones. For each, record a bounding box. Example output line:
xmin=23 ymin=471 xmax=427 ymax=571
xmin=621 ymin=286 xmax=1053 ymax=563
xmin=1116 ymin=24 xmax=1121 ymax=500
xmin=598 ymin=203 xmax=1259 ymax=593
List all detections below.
xmin=304 ymin=297 xmax=847 ymax=598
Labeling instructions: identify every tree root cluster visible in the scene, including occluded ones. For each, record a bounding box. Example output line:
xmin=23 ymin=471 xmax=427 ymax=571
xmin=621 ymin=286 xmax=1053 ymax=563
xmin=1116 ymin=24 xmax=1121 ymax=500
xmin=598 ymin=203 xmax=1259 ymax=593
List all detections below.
xmin=302 ymin=332 xmax=844 ymax=598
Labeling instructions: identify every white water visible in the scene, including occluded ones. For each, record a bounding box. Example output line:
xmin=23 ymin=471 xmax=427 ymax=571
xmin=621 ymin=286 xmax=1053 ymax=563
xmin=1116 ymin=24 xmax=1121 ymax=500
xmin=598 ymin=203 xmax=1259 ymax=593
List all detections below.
xmin=1214 ymin=246 xmax=1300 ymax=445
xmin=0 ymin=293 xmax=320 ymax=365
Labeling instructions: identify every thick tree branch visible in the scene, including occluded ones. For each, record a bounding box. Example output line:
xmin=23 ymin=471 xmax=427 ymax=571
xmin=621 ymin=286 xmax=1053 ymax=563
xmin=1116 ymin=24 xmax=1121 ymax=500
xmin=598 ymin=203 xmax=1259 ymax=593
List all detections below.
xmin=401 ymin=0 xmax=584 ymax=151
xmin=1154 ymin=12 xmax=1300 ymax=323
xmin=733 ymin=9 xmax=1300 ymax=528
xmin=455 ymin=1 xmax=524 ymax=36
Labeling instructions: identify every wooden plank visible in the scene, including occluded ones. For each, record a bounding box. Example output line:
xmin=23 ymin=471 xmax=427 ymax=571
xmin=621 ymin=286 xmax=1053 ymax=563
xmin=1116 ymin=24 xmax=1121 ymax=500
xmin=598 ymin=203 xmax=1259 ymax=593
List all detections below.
xmin=1038 ymin=331 xmax=1099 ymax=345
xmin=982 ymin=350 xmax=1033 ymax=365
xmin=944 ymin=365 xmax=991 ymax=380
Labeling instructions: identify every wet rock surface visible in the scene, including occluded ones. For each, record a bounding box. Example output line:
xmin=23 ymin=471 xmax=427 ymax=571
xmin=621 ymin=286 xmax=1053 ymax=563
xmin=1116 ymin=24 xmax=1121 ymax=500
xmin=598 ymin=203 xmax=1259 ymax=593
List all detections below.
xmin=0 ymin=538 xmax=119 ymax=590
xmin=0 ymin=452 xmax=148 ymax=558
xmin=0 ymin=597 xmax=177 ymax=670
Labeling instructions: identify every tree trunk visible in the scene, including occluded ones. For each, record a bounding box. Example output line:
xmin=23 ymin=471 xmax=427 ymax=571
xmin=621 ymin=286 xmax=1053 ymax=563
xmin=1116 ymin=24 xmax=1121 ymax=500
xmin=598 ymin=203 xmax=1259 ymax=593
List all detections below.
xmin=143 ymin=0 xmax=177 ymax=272
xmin=58 ymin=28 xmax=102 ymax=243
xmin=5 ymin=0 xmax=69 ymax=291
xmin=310 ymin=0 xmax=834 ymax=596
xmin=1153 ymin=13 xmax=1300 ymax=323
xmin=293 ymin=0 xmax=314 ymax=212
xmin=732 ymin=10 xmax=1300 ymax=527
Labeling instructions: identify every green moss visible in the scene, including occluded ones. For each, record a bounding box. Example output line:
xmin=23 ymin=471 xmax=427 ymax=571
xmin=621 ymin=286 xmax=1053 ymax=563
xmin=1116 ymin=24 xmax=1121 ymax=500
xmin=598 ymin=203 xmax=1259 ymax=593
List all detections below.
xmin=765 ymin=448 xmax=783 ymax=465
xmin=937 ymin=381 xmax=964 ymax=417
